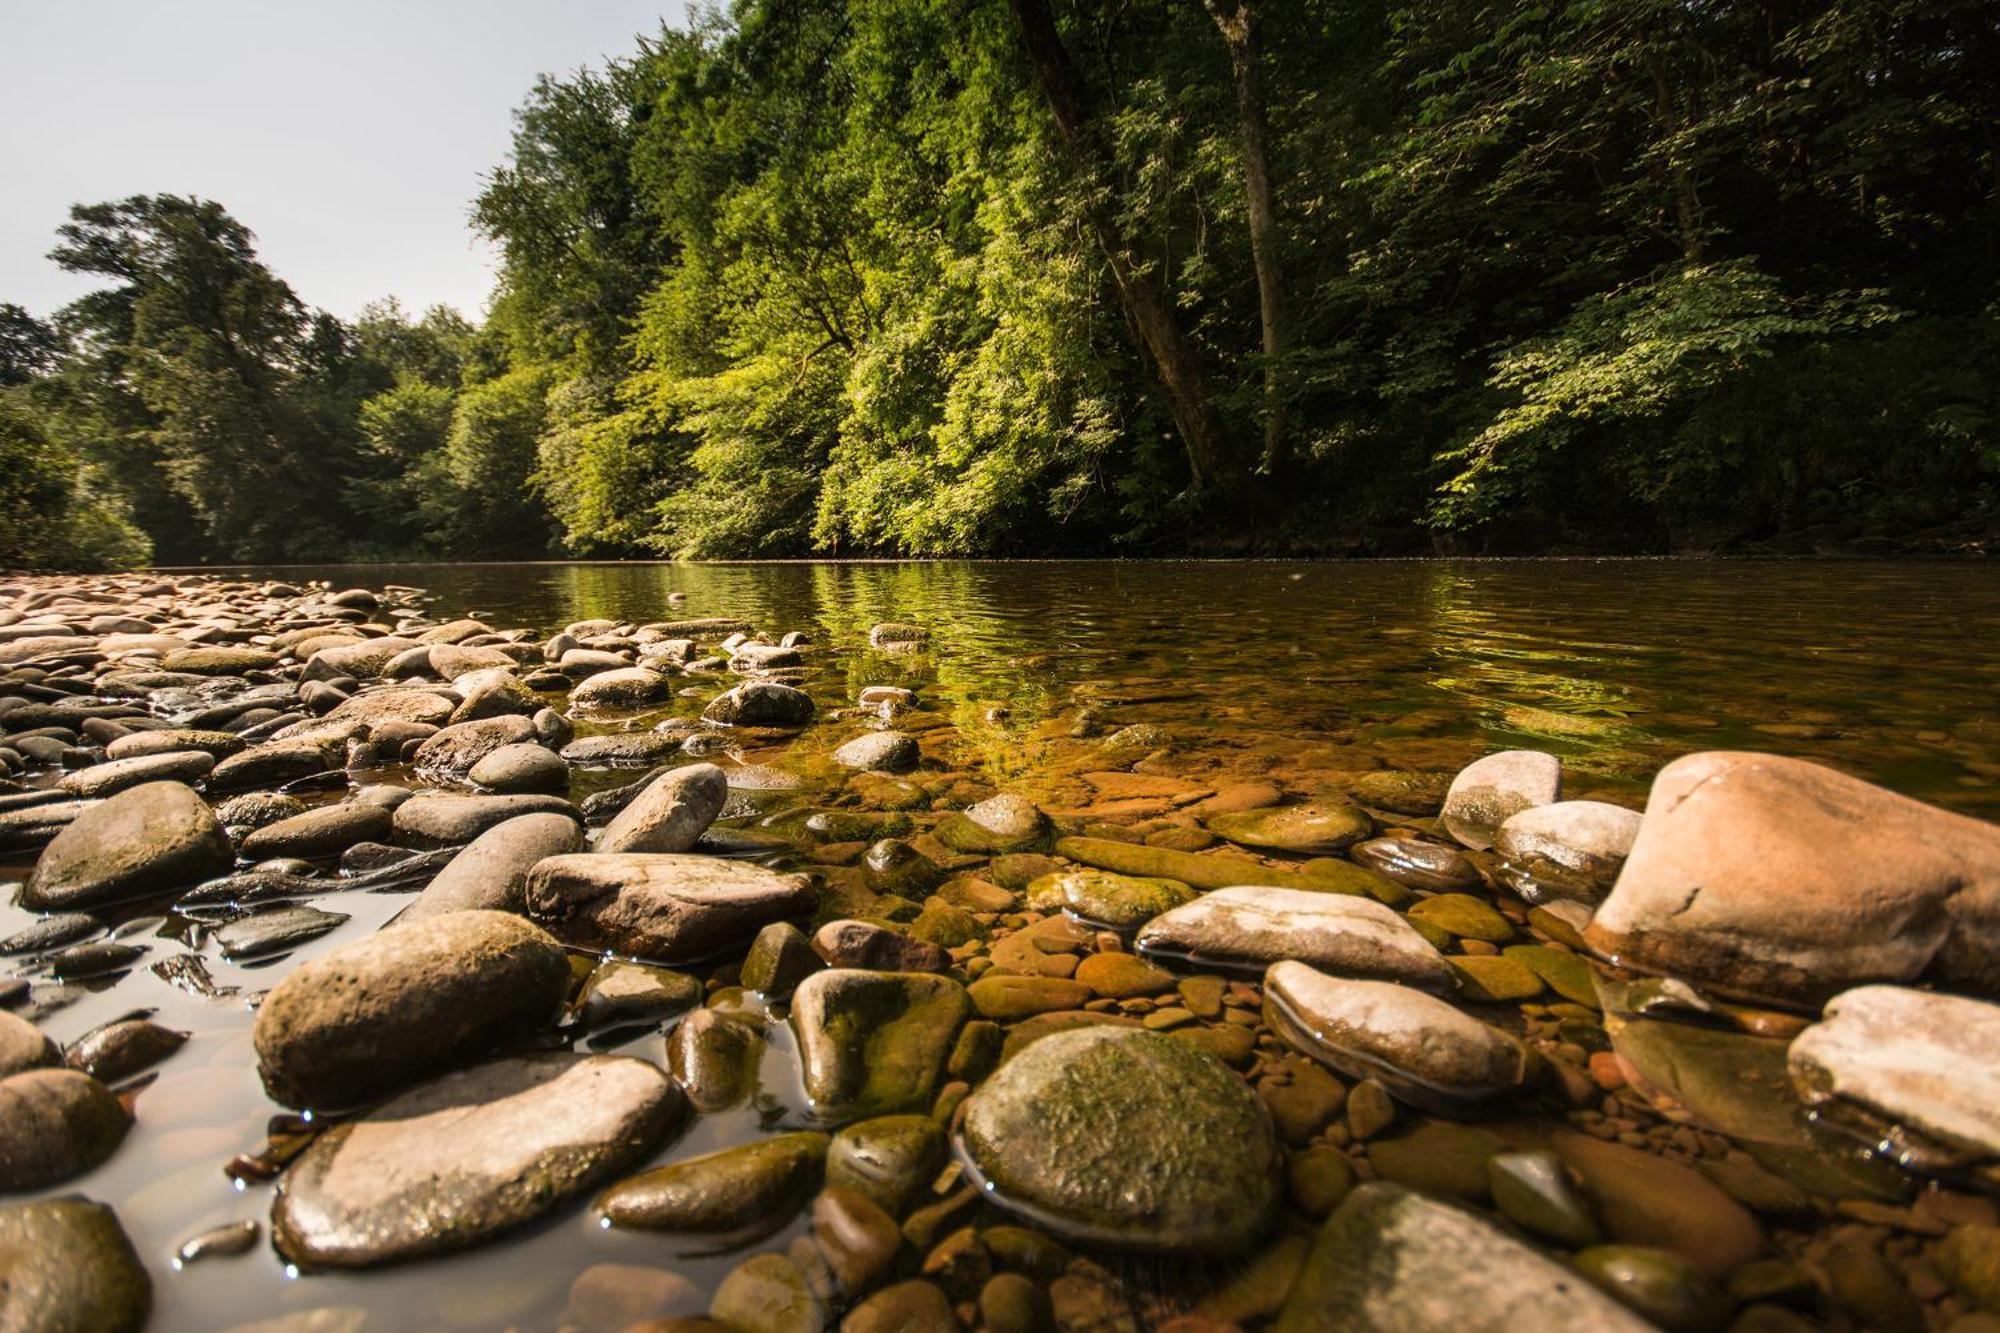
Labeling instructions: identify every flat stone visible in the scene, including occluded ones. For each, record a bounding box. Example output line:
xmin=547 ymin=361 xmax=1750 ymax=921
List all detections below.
xmin=960 ymin=1027 xmax=1279 ymax=1254
xmin=303 ymin=636 xmax=420 ymax=681
xmin=468 ymin=741 xmax=569 ymax=794
xmin=968 ymin=975 xmax=1093 ymax=1020
xmin=1789 ymin=985 xmax=2000 ymax=1167
xmin=0 ymin=1068 xmax=130 ymax=1189
xmin=1136 ymin=887 xmax=1452 ymax=989
xmin=1073 ymin=951 xmax=1177 ymax=998
xmin=1056 ymin=836 xmax=1395 ymax=897
xmin=527 ymin=853 xmax=817 ymax=963
xmin=1027 ymin=869 xmax=1194 ymax=930
xmin=574 ymin=960 xmax=702 ymax=1028
xmin=59 ymin=749 xmax=215 ymax=799
xmin=1349 ymin=836 xmax=1480 ymax=892
xmin=63 ymin=1015 xmax=187 ymax=1084
xmin=570 ymin=667 xmax=676 ymax=710
xmin=560 ymin=732 xmax=683 ymax=767
xmin=1586 ymin=751 xmax=2000 ymax=1003
xmin=1207 ymin=800 xmax=1374 ymax=855
xmin=1344 ymin=770 xmax=1452 ymax=816
xmin=400 ymin=811 xmax=584 ymax=919
xmin=239 ymin=803 xmax=393 ymax=861
xmin=1406 ymin=892 xmax=1513 ymax=942
xmin=790 ymin=970 xmax=969 ymax=1122
xmin=104 ymin=727 xmax=247 ymax=761
xmin=1494 ymin=799 xmax=1642 ymax=903
xmin=391 ymin=793 xmax=578 ymax=848
xmin=0 ymin=1198 xmax=151 ymax=1332
xmin=1441 ymin=750 xmax=1562 ymax=850
xmin=273 ymin=1054 xmax=683 ymax=1268
xmin=596 ymin=1131 xmax=828 ymax=1238
xmin=252 ymin=910 xmax=572 ymax=1109
xmin=23 ymin=780 xmax=232 ymax=910
xmin=162 ymin=645 xmax=279 ymax=674
xmin=411 ymin=714 xmax=537 ymax=774
xmin=217 ymin=905 xmax=350 ymax=960
xmin=1265 ymin=962 xmax=1529 ymax=1111
xmin=1273 ymin=1183 xmax=1652 ymax=1332
xmin=832 ymin=731 xmax=920 ymax=773
xmin=597 ymin=763 xmax=728 ymax=854
xmin=324 ymin=688 xmax=456 ymax=729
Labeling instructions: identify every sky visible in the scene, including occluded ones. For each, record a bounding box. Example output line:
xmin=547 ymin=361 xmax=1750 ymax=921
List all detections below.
xmin=0 ymin=0 xmax=684 ymax=322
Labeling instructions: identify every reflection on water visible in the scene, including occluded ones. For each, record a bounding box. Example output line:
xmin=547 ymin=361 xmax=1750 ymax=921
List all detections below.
xmin=5 ymin=558 xmax=1996 ymax=1330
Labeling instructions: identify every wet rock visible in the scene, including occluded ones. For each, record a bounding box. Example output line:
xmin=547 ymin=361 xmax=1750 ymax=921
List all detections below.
xmin=273 ymin=1053 xmax=682 ymax=1268
xmin=667 ymin=1007 xmax=764 ymax=1112
xmin=1344 ymin=769 xmax=1452 ymax=816
xmin=1136 ymin=886 xmax=1452 ymax=989
xmin=1494 ymin=799 xmax=1642 ymax=903
xmin=1488 ymin=1149 xmax=1600 ymax=1247
xmin=1542 ymin=1128 xmax=1765 ymax=1276
xmin=64 ymin=1013 xmax=187 ymax=1083
xmin=0 ymin=1067 xmax=130 ymax=1189
xmin=468 ymin=741 xmax=569 ymax=794
xmin=411 ymin=714 xmax=537 ymax=774
xmin=1366 ymin=1122 xmax=1505 ymax=1200
xmin=561 ymin=732 xmax=683 ymax=767
xmin=811 ymin=1186 xmax=902 ymax=1297
xmin=1206 ymin=799 xmax=1374 ymax=855
xmin=564 ymin=1263 xmax=702 ymax=1332
xmin=790 ymin=969 xmax=969 ymax=1121
xmin=401 ymin=811 xmax=584 ymax=920
xmin=703 ymin=681 xmax=814 ymax=727
xmin=527 ymin=853 xmax=816 ymax=963
xmin=1288 ymin=1146 xmax=1357 ymax=1220
xmin=1349 ymin=836 xmax=1480 ymax=892
xmin=1574 ymin=1245 xmax=1732 ymax=1332
xmin=1935 ymin=1225 xmax=2000 ymax=1315
xmin=174 ymin=1219 xmax=262 ymax=1266
xmin=1614 ymin=754 xmax=2000 ymax=1005
xmin=827 ymin=1114 xmax=946 ymax=1216
xmin=969 ymin=975 xmax=1093 ymax=1020
xmin=1029 ymin=869 xmax=1193 ymax=930
xmin=832 ymin=731 xmax=919 ymax=773
xmin=1441 ymin=750 xmax=1562 ymax=850
xmin=1073 ymin=951 xmax=1176 ymax=998
xmin=391 ymin=792 xmax=578 ymax=848
xmin=0 ymin=1198 xmax=151 ymax=1332
xmin=239 ymin=802 xmax=393 ymax=861
xmin=59 ymin=749 xmax=215 ymax=798
xmin=844 ymin=1280 xmax=952 ymax=1332
xmin=252 ymin=910 xmax=571 ymax=1109
xmin=741 ymin=921 xmax=822 ymax=997
xmin=597 ymin=763 xmax=729 ymax=854
xmin=1448 ymin=953 xmax=1546 ymax=1002
xmin=708 ymin=1252 xmax=826 ymax=1333
xmin=576 ymin=960 xmax=702 ymax=1028
xmin=214 ymin=790 xmax=308 ymax=831
xmin=570 ymin=666 xmax=676 ymax=710
xmin=23 ymin=780 xmax=232 ymax=910
xmin=597 ymin=1131 xmax=828 ymax=1238
xmin=1056 ymin=835 xmax=1390 ymax=895
xmin=1787 ymin=984 xmax=2000 ymax=1166
xmin=105 ymin=726 xmax=247 ymax=761
xmin=960 ymin=1027 xmax=1278 ymax=1253
xmin=163 ymin=645 xmax=279 ymax=674
xmin=1265 ymin=962 xmax=1529 ymax=1110
xmin=867 ymin=622 xmax=928 ymax=649
xmin=1406 ymin=891 xmax=1514 ymax=942
xmin=860 ymin=839 xmax=944 ymax=897
xmin=937 ymin=793 xmax=1052 ymax=854
xmin=812 ymin=919 xmax=951 ymax=973
xmin=323 ymin=687 xmax=456 ymax=730
xmin=0 ymin=911 xmax=98 ymax=956
xmin=210 ymin=741 xmax=337 ymax=791
xmin=213 ymin=904 xmax=349 ymax=961
xmin=0 ymin=1011 xmax=60 ymax=1076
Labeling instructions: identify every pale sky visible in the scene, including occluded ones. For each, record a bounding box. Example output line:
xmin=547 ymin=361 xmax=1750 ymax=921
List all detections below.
xmin=0 ymin=0 xmax=684 ymax=322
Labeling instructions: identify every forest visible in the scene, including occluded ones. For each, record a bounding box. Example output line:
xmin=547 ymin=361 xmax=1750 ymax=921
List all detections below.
xmin=3 ymin=0 xmax=1996 ymax=569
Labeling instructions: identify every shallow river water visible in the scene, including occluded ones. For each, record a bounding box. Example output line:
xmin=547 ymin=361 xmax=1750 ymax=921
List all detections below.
xmin=5 ymin=558 xmax=1999 ymax=1333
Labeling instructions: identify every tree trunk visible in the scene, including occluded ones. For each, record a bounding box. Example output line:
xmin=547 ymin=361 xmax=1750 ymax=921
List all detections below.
xmin=1204 ymin=0 xmax=1288 ymax=472
xmin=1008 ymin=0 xmax=1243 ymax=494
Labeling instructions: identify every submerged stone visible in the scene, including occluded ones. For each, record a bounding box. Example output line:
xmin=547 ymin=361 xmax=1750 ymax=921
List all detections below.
xmin=273 ymin=1054 xmax=683 ymax=1268
xmin=1206 ymin=799 xmax=1374 ymax=855
xmin=790 ymin=969 xmax=968 ymax=1122
xmin=937 ymin=794 xmax=1051 ymax=854
xmin=596 ymin=1132 xmax=828 ymax=1239
xmin=958 ymin=1027 xmax=1279 ymax=1254
xmin=1026 ymin=869 xmax=1193 ymax=929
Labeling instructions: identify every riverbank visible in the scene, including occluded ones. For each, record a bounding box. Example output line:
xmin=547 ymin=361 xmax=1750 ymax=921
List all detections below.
xmin=3 ymin=569 xmax=2000 ymax=1331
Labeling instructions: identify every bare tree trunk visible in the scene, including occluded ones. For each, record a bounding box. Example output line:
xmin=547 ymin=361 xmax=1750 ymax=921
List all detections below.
xmin=1009 ymin=0 xmax=1243 ymax=494
xmin=1204 ymin=0 xmax=1288 ymax=472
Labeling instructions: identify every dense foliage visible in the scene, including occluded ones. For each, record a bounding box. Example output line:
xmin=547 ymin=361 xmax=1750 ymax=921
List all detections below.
xmin=6 ymin=0 xmax=1996 ymax=568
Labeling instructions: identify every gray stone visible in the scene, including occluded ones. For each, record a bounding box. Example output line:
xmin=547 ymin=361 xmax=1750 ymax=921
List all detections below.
xmin=960 ymin=1027 xmax=1278 ymax=1254
xmin=1441 ymin=750 xmax=1562 ymax=851
xmin=1274 ymin=1184 xmax=1653 ymax=1332
xmin=252 ymin=910 xmax=572 ymax=1109
xmin=400 ymin=811 xmax=583 ymax=920
xmin=0 ymin=1068 xmax=130 ymax=1189
xmin=597 ymin=763 xmax=728 ymax=854
xmin=1136 ymin=887 xmax=1452 ymax=990
xmin=468 ymin=741 xmax=569 ymax=794
xmin=391 ymin=793 xmax=578 ymax=848
xmin=832 ymin=731 xmax=919 ymax=773
xmin=239 ymin=802 xmax=393 ymax=861
xmin=0 ymin=1198 xmax=151 ymax=1332
xmin=560 ymin=732 xmax=682 ymax=767
xmin=527 ymin=853 xmax=816 ymax=963
xmin=570 ymin=667 xmax=675 ymax=710
xmin=273 ymin=1054 xmax=683 ymax=1268
xmin=703 ymin=681 xmax=814 ymax=728
xmin=59 ymin=749 xmax=215 ymax=799
xmin=23 ymin=780 xmax=232 ymax=910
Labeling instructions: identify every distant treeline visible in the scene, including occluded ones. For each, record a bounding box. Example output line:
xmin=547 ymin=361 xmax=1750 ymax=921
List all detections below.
xmin=5 ymin=0 xmax=1997 ymax=569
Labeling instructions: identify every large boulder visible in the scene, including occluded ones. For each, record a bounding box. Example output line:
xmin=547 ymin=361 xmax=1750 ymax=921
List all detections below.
xmin=597 ymin=763 xmax=729 ymax=854
xmin=252 ymin=910 xmax=572 ymax=1109
xmin=0 ymin=1199 xmax=151 ymax=1332
xmin=400 ymin=812 xmax=584 ymax=920
xmin=22 ymin=781 xmax=232 ymax=910
xmin=273 ymin=1054 xmax=682 ymax=1269
xmin=1274 ymin=1183 xmax=1653 ymax=1332
xmin=960 ymin=1027 xmax=1279 ymax=1254
xmin=1788 ymin=984 xmax=2000 ymax=1168
xmin=1441 ymin=750 xmax=1562 ymax=850
xmin=526 ymin=853 xmax=817 ymax=963
xmin=790 ymin=970 xmax=968 ymax=1122
xmin=1586 ymin=751 xmax=2000 ymax=1003
xmin=1136 ymin=886 xmax=1452 ymax=990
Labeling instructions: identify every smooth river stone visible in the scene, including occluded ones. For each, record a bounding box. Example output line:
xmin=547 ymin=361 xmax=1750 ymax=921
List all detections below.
xmin=1788 ymin=985 xmax=2000 ymax=1166
xmin=571 ymin=666 xmax=676 ymax=710
xmin=702 ymin=680 xmax=814 ymax=726
xmin=596 ymin=763 xmax=728 ymax=854
xmin=1206 ymin=800 xmax=1374 ymax=855
xmin=400 ymin=811 xmax=585 ymax=919
xmin=1025 ymin=869 xmax=1193 ymax=929
xmin=936 ymin=793 xmax=1052 ymax=854
xmin=58 ymin=749 xmax=215 ymax=799
xmin=467 ymin=741 xmax=569 ymax=794
xmin=789 ymin=970 xmax=969 ymax=1122
xmin=1135 ymin=887 xmax=1453 ymax=990
xmin=0 ymin=1198 xmax=152 ymax=1333
xmin=1274 ymin=1183 xmax=1653 ymax=1333
xmin=273 ymin=1053 xmax=683 ymax=1269
xmin=1055 ymin=835 xmax=1394 ymax=897
xmin=1440 ymin=750 xmax=1562 ymax=850
xmin=238 ymin=802 xmax=393 ymax=861
xmin=0 ymin=1068 xmax=131 ymax=1190
xmin=1586 ymin=751 xmax=2000 ymax=1003
xmin=252 ymin=910 xmax=572 ymax=1110
xmin=596 ymin=1131 xmax=828 ymax=1238
xmin=22 ymin=780 xmax=232 ymax=910
xmin=302 ymin=636 xmax=419 ymax=681
xmin=1349 ymin=836 xmax=1481 ymax=893
xmin=1264 ymin=962 xmax=1529 ymax=1111
xmin=0 ymin=1011 xmax=61 ymax=1076
xmin=410 ymin=714 xmax=537 ymax=774
xmin=526 ymin=853 xmax=817 ymax=963
xmin=958 ymin=1027 xmax=1279 ymax=1254
xmin=1493 ymin=799 xmax=1642 ymax=903
xmin=324 ymin=686 xmax=458 ymax=729
xmin=391 ymin=793 xmax=579 ymax=848
xmin=831 ymin=730 xmax=919 ymax=773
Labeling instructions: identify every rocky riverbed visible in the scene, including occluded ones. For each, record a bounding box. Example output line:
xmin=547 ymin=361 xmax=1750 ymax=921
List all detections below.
xmin=3 ymin=569 xmax=2000 ymax=1332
